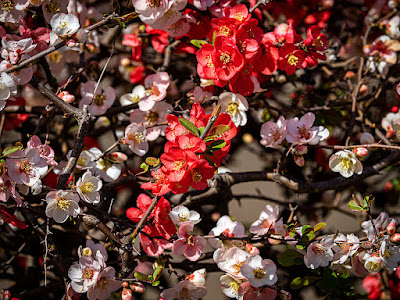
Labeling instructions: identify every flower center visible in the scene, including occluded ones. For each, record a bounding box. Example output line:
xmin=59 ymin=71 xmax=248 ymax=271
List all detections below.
xmin=178 ymin=211 xmax=189 ymax=222
xmin=49 ymin=51 xmax=63 ymax=63
xmin=96 ymin=278 xmax=109 ymax=290
xmin=206 ymin=55 xmax=214 ymax=67
xmin=94 ymin=94 xmax=105 ymax=106
xmin=128 ymin=132 xmax=145 ymax=144
xmin=148 ymin=85 xmax=161 ymax=97
xmin=233 ymin=13 xmax=243 ymax=22
xmin=339 ymin=157 xmax=352 ymax=171
xmin=77 ymin=156 xmax=87 ymax=167
xmin=219 ymin=25 xmax=231 ymax=36
xmin=173 ymin=160 xmax=186 ymax=171
xmin=19 ymin=159 xmax=32 ymax=174
xmin=82 ymin=267 xmax=94 ymax=279
xmin=226 ymin=102 xmax=239 ymax=116
xmin=130 ymin=94 xmax=140 ymax=103
xmin=60 ymin=21 xmax=68 ymax=28
xmin=145 ymin=111 xmax=159 ymax=125
xmin=187 ymin=235 xmax=196 ymax=246
xmin=146 ymin=0 xmax=160 ymax=8
xmin=191 ymin=170 xmax=202 ymax=183
xmin=45 ymin=0 xmax=60 ymax=13
xmin=81 ymin=247 xmax=92 ymax=256
xmin=179 ymin=287 xmax=191 ymax=300
xmin=270 ymin=128 xmax=281 ymax=141
xmin=220 ymin=52 xmax=231 ymax=64
xmin=81 ymin=182 xmax=95 ymax=194
xmin=297 ymin=125 xmax=310 ymax=139
xmin=228 ymin=280 xmax=240 ymax=292
xmin=311 ymin=243 xmax=325 ymax=255
xmin=254 ymin=267 xmax=266 ymax=279
xmin=1 ymin=0 xmax=13 ymax=12
xmin=287 ymin=54 xmax=299 ymax=66
xmin=56 ymin=197 xmax=70 ymax=210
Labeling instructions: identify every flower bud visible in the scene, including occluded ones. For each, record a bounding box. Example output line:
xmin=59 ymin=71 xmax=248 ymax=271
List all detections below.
xmin=130 ymin=282 xmax=145 ymax=293
xmin=242 ymin=133 xmax=254 ymax=144
xmin=344 ymin=71 xmax=355 ymax=79
xmin=392 ymin=106 xmax=399 ymax=113
xmin=277 ymin=75 xmax=287 ymax=83
xmin=387 ymin=221 xmax=397 ymax=235
xmin=107 ymin=152 xmax=128 ymax=163
xmin=2 ymin=290 xmax=11 ymax=300
xmin=352 ymin=147 xmax=368 ymax=157
xmin=293 ymin=155 xmax=304 ymax=167
xmin=391 ymin=233 xmax=400 ymax=244
xmin=122 ymin=288 xmax=133 ymax=300
xmin=122 ymin=281 xmax=129 ymax=288
xmin=120 ymin=57 xmax=131 ymax=67
xmin=65 ymin=39 xmax=77 ymax=47
xmin=359 ymin=84 xmax=368 ymax=95
xmin=385 ymin=181 xmax=394 ymax=192
xmin=279 ymin=290 xmax=292 ymax=300
xmin=360 ymin=132 xmax=375 ymax=144
xmin=245 ymin=243 xmax=260 ymax=255
xmin=73 ymin=28 xmax=86 ymax=43
xmin=57 ymin=91 xmax=75 ymax=103
xmin=294 ymin=145 xmax=308 ymax=155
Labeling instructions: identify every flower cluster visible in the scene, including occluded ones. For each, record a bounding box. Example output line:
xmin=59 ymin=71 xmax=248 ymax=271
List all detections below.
xmin=196 ymin=4 xmax=327 ymax=96
xmin=141 ymin=102 xmax=237 ymax=195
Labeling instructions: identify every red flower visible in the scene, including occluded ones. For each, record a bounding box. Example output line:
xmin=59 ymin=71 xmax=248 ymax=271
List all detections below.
xmin=0 ymin=205 xmax=28 ymax=229
xmin=129 ymin=65 xmax=146 ymax=84
xmin=122 ymin=33 xmax=142 ymax=61
xmin=188 ymin=159 xmax=215 ymax=190
xmin=257 ymin=40 xmax=279 ymax=75
xmin=224 ymin=4 xmax=251 ymax=26
xmin=209 ymin=17 xmax=237 ymax=40
xmin=141 ymin=168 xmax=171 ymax=196
xmin=4 ymin=97 xmax=29 ymax=131
xmin=185 ymin=9 xmax=211 ymax=40
xmin=278 ymin=43 xmax=306 ymax=75
xmin=214 ymin=36 xmax=244 ymax=81
xmin=161 ymin=149 xmax=197 ymax=182
xmin=196 ymin=43 xmax=218 ymax=80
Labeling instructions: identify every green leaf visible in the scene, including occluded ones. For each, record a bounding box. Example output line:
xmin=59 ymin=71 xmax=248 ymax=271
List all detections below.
xmin=146 ymin=157 xmax=159 ymax=166
xmin=363 ymin=195 xmax=375 ymax=207
xmin=2 ymin=146 xmax=21 ymax=157
xmin=305 ymin=231 xmax=316 ymax=242
xmin=152 ymin=280 xmax=160 ymax=286
xmin=347 ymin=200 xmax=364 ymax=212
xmin=212 ymin=30 xmax=217 ymax=45
xmin=313 ymin=222 xmax=326 ymax=232
xmin=302 ymin=225 xmax=312 ymax=234
xmin=277 ymin=249 xmax=304 ymax=267
xmin=207 ymin=125 xmax=230 ymax=139
xmin=207 ymin=140 xmax=226 ymax=152
xmin=134 ymin=272 xmax=151 ymax=282
xmin=179 ymin=118 xmax=199 ymax=137
xmin=198 ymin=126 xmax=205 ymax=136
xmin=290 ymin=277 xmax=304 ymax=290
xmin=190 ymin=39 xmax=208 ymax=48
xmin=140 ymin=162 xmax=149 ymax=173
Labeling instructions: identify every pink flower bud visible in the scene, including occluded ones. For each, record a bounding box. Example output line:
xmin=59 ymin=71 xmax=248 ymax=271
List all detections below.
xmin=2 ymin=290 xmax=11 ymax=300
xmin=391 ymin=233 xmax=400 ymax=244
xmin=73 ymin=28 xmax=86 ymax=43
xmin=245 ymin=243 xmax=260 ymax=255
xmin=352 ymin=147 xmax=368 ymax=157
xmin=65 ymin=39 xmax=77 ymax=47
xmin=279 ymin=290 xmax=292 ymax=300
xmin=344 ymin=71 xmax=355 ymax=79
xmin=385 ymin=181 xmax=394 ymax=192
xmin=122 ymin=281 xmax=129 ymax=288
xmin=359 ymin=84 xmax=368 ymax=95
xmin=122 ymin=288 xmax=133 ymax=300
xmin=57 ymin=91 xmax=75 ymax=103
xmin=130 ymin=282 xmax=145 ymax=294
xmin=107 ymin=152 xmax=128 ymax=163
xmin=120 ymin=57 xmax=131 ymax=67
xmin=294 ymin=145 xmax=308 ymax=155
xmin=293 ymin=155 xmax=305 ymax=167
xmin=387 ymin=221 xmax=397 ymax=235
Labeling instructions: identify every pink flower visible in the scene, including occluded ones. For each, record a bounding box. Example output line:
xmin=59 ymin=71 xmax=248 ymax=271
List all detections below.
xmin=208 ymin=215 xmax=246 ymax=249
xmin=304 ymin=235 xmax=334 ymax=269
xmin=0 ymin=174 xmax=21 ymax=205
xmin=124 ymin=123 xmax=149 ymax=156
xmin=5 ymin=148 xmax=48 ymax=187
xmin=76 ymin=171 xmax=102 ymax=204
xmin=260 ymin=116 xmax=287 ymax=148
xmin=68 ymin=256 xmax=102 ymax=293
xmin=87 ymin=267 xmax=121 ymax=300
xmin=79 ymin=81 xmax=116 ymax=116
xmin=129 ymin=101 xmax=173 ymax=141
xmin=160 ymin=280 xmax=207 ymax=300
xmin=249 ymin=205 xmax=285 ymax=237
xmin=27 ymin=135 xmax=57 ymax=166
xmin=172 ymin=222 xmax=206 ymax=261
xmin=45 ymin=190 xmax=80 ymax=223
xmin=78 ymin=239 xmax=108 ymax=268
xmin=138 ymin=72 xmax=170 ymax=111
xmin=332 ymin=233 xmax=359 ymax=264
xmin=238 ymin=282 xmax=278 ymax=300
xmin=286 ymin=112 xmax=329 ymax=145
xmin=240 ymin=255 xmax=277 ymax=287
xmin=217 ymin=247 xmax=251 ymax=279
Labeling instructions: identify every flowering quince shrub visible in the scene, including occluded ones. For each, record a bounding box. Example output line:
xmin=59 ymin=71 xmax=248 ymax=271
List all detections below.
xmin=4 ymin=1 xmax=400 ymax=300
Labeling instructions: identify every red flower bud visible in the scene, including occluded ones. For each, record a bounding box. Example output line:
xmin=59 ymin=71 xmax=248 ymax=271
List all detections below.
xmin=130 ymin=282 xmax=145 ymax=294
xmin=353 ymin=147 xmax=368 ymax=157
xmin=387 ymin=221 xmax=397 ymax=235
xmin=390 ymin=233 xmax=400 ymax=244
xmin=122 ymin=288 xmax=133 ymax=300
xmin=392 ymin=106 xmax=399 ymax=113
xmin=385 ymin=181 xmax=394 ymax=193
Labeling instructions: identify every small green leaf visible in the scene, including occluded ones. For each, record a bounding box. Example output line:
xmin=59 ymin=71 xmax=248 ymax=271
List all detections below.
xmin=290 ymin=277 xmax=304 ymax=290
xmin=198 ymin=126 xmax=205 ymax=136
xmin=140 ymin=162 xmax=149 ymax=173
xmin=134 ymin=272 xmax=151 ymax=282
xmin=146 ymin=157 xmax=159 ymax=166
xmin=190 ymin=39 xmax=208 ymax=48
xmin=278 ymin=249 xmax=304 ymax=267
xmin=347 ymin=200 xmax=364 ymax=212
xmin=313 ymin=222 xmax=326 ymax=232
xmin=302 ymin=225 xmax=312 ymax=234
xmin=2 ymin=146 xmax=21 ymax=157
xmin=212 ymin=30 xmax=217 ymax=45
xmin=207 ymin=140 xmax=226 ymax=152
xmin=152 ymin=280 xmax=160 ymax=286
xmin=304 ymin=231 xmax=316 ymax=242
xmin=179 ymin=118 xmax=199 ymax=137
xmin=207 ymin=125 xmax=230 ymax=139
xmin=153 ymin=265 xmax=164 ymax=280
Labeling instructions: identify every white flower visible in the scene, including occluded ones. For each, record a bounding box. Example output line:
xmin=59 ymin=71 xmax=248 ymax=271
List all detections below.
xmin=240 ymin=255 xmax=278 ymax=288
xmin=332 ymin=233 xmax=359 ymax=264
xmin=125 ymin=123 xmax=149 ymax=156
xmin=78 ymin=239 xmax=108 ymax=268
xmin=364 ymin=254 xmax=383 ymax=274
xmin=120 ymin=85 xmax=146 ymax=107
xmin=187 ymin=269 xmax=206 ymax=286
xmin=208 ymin=215 xmax=246 ymax=249
xmin=76 ymin=171 xmax=102 ymax=204
xmin=45 ymin=190 xmax=80 ymax=223
xmin=304 ymin=235 xmax=334 ymax=269
xmin=50 ymin=13 xmax=80 ymax=44
xmin=328 ymin=150 xmax=363 ymax=178
xmin=169 ymin=206 xmax=201 ymax=226
xmin=68 ymin=256 xmax=102 ymax=293
xmin=218 ymin=92 xmax=249 ymax=127
xmin=217 ymin=247 xmax=251 ymax=280
xmin=249 ymin=204 xmax=285 ymax=236
xmin=88 ymin=147 xmax=121 ymax=182
xmin=0 ymin=72 xmax=16 ymax=110
xmin=220 ymin=274 xmax=242 ymax=299
xmin=379 ymin=237 xmax=400 ymax=271
xmin=361 ymin=212 xmax=397 ymax=243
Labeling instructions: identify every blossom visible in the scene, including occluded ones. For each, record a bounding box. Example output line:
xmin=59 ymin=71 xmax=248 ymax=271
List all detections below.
xmin=172 ymin=222 xmax=206 ymax=261
xmin=218 ymin=92 xmax=249 ymax=127
xmin=278 ymin=43 xmax=306 ymax=75
xmin=119 ymin=85 xmax=146 ymax=107
xmin=249 ymin=204 xmax=285 ymax=236
xmin=50 ymin=13 xmax=80 ymax=44
xmin=0 ymin=0 xmax=29 ymax=24
xmin=27 ymin=135 xmax=57 ymax=166
xmin=124 ymin=123 xmax=149 ymax=156
xmin=42 ymin=0 xmax=68 ymax=23
xmin=169 ymin=206 xmax=201 ymax=226
xmin=304 ymin=235 xmax=334 ymax=269
xmin=220 ymin=274 xmax=242 ymax=299
xmin=364 ymin=254 xmax=383 ymax=274
xmin=45 ymin=190 xmax=80 ymax=223
xmin=88 ymin=147 xmax=122 ymax=182
xmin=160 ymin=280 xmax=207 ymax=300
xmin=260 ymin=116 xmax=287 ymax=148
xmin=332 ymin=233 xmax=359 ymax=264
xmin=87 ymin=267 xmax=121 ymax=300
xmin=328 ymin=150 xmax=363 ymax=178
xmin=217 ymin=247 xmax=251 ymax=279
xmin=76 ymin=171 xmax=102 ymax=204
xmin=79 ymin=81 xmax=116 ymax=116
xmin=0 ymin=73 xmax=16 ymax=110
xmin=362 ymin=212 xmax=397 ymax=243
xmin=138 ymin=72 xmax=170 ymax=111
xmin=78 ymin=239 xmax=108 ymax=267
xmin=5 ymin=148 xmax=48 ymax=187
xmin=0 ymin=174 xmax=21 ymax=205
xmin=238 ymin=282 xmax=278 ymax=300
xmin=379 ymin=237 xmax=400 ymax=271
xmin=208 ymin=215 xmax=246 ymax=249
xmin=240 ymin=255 xmax=278 ymax=287
xmin=68 ymin=256 xmax=102 ymax=293
xmin=186 ymin=269 xmax=206 ymax=286
xmin=286 ymin=112 xmax=329 ymax=145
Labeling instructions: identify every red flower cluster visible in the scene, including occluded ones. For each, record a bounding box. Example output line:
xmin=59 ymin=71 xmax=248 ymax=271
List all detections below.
xmin=195 ymin=4 xmax=327 ymax=96
xmin=141 ymin=103 xmax=237 ymax=195
xmin=126 ymin=194 xmax=176 ymax=256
